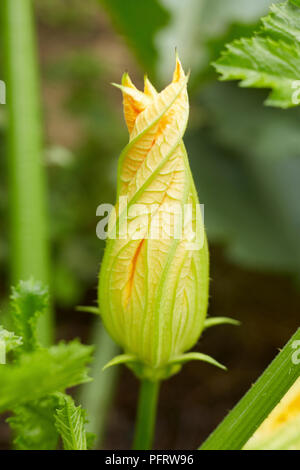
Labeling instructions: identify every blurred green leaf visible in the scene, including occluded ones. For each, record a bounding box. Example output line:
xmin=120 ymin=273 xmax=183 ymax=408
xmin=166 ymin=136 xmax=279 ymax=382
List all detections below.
xmin=0 ymin=340 xmax=93 ymax=412
xmin=215 ymin=0 xmax=300 ymax=108
xmin=3 ymin=279 xmax=93 ymax=450
xmin=8 ymin=396 xmax=59 ymax=450
xmin=188 ymin=82 xmax=300 ymax=272
xmin=9 ymin=392 xmax=94 ymax=450
xmin=0 ymin=325 xmax=22 ymax=353
xmin=200 ymin=82 xmax=300 ymax=163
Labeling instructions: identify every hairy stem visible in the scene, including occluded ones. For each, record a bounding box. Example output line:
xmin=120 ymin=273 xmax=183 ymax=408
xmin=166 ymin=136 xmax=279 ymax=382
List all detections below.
xmin=133 ymin=379 xmax=160 ymax=450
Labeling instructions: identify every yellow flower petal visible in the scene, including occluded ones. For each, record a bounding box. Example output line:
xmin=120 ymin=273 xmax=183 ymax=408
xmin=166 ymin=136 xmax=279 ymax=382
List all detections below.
xmin=99 ymin=56 xmax=209 ymax=377
xmin=245 ymin=378 xmax=300 ymax=449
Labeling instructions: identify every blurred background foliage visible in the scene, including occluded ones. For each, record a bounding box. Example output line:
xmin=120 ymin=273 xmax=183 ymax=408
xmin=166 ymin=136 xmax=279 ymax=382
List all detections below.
xmin=0 ymin=0 xmax=300 ymax=449
xmin=12 ymin=0 xmax=300 ymax=304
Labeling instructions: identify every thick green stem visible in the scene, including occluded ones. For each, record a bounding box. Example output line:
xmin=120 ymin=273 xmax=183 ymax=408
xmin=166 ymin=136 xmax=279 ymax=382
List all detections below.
xmin=2 ymin=0 xmax=52 ymax=344
xmin=133 ymin=379 xmax=160 ymax=450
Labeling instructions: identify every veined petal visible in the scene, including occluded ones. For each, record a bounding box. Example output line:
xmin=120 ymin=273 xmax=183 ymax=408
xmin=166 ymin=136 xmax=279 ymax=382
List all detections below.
xmin=99 ymin=56 xmax=209 ymax=376
xmin=144 ymin=75 xmax=158 ymax=98
xmin=117 ymin=75 xmax=188 ymax=198
xmin=116 ymin=74 xmax=151 ymax=134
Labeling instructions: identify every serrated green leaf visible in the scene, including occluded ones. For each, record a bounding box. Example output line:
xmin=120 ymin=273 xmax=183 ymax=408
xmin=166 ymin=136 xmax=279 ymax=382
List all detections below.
xmin=262 ymin=0 xmax=300 ymax=42
xmin=0 ymin=325 xmax=22 ymax=353
xmin=54 ymin=393 xmax=90 ymax=450
xmin=10 ymin=279 xmax=48 ymax=353
xmin=8 ymin=396 xmax=59 ymax=450
xmin=0 ymin=340 xmax=93 ymax=412
xmin=214 ymin=0 xmax=300 ymax=108
xmin=215 ymin=37 xmax=300 ymax=108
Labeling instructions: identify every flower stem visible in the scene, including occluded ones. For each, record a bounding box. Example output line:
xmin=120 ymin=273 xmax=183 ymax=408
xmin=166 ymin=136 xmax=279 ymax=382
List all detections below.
xmin=133 ymin=379 xmax=160 ymax=450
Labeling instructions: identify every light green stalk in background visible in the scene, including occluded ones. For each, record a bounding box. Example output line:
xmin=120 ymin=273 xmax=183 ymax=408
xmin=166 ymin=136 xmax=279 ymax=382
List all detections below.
xmin=2 ymin=0 xmax=53 ymax=344
xmin=79 ymin=319 xmax=119 ymax=448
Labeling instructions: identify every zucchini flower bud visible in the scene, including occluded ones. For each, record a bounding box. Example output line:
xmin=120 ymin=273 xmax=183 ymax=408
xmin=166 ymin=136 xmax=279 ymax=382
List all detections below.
xmin=98 ymin=56 xmax=225 ymax=380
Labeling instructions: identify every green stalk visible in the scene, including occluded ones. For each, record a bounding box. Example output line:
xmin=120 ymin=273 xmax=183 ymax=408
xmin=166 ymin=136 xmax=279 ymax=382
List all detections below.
xmin=133 ymin=379 xmax=160 ymax=450
xmin=200 ymin=328 xmax=300 ymax=450
xmin=2 ymin=0 xmax=52 ymax=344
xmin=79 ymin=319 xmax=120 ymax=448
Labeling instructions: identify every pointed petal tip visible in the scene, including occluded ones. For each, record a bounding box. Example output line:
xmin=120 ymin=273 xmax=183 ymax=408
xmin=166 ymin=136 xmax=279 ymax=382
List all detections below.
xmin=121 ymin=72 xmax=136 ymax=89
xmin=144 ymin=74 xmax=157 ymax=97
xmin=121 ymin=71 xmax=129 ymax=83
xmin=173 ymin=52 xmax=186 ymax=83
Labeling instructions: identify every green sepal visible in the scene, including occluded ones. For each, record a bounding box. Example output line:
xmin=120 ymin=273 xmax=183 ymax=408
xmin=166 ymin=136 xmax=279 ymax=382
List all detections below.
xmin=169 ymin=352 xmax=227 ymax=371
xmin=102 ymin=354 xmax=138 ymax=371
xmin=203 ymin=316 xmax=240 ymax=330
xmin=76 ymin=306 xmax=100 ymax=315
xmin=103 ymin=354 xmax=181 ymax=380
xmin=127 ymin=362 xmax=182 ymax=381
xmin=103 ymin=351 xmax=226 ymax=381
